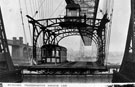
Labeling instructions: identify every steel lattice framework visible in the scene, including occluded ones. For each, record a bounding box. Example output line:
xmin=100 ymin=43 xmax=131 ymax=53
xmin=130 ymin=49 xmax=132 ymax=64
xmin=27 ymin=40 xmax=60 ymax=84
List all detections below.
xmin=27 ymin=14 xmax=109 ymax=65
xmin=0 ymin=8 xmax=14 ymax=71
xmin=26 ymin=0 xmax=110 ymax=66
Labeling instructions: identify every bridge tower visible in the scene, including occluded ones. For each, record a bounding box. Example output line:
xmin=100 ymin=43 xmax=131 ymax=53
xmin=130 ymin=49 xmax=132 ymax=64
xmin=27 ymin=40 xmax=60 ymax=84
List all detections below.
xmin=112 ymin=0 xmax=135 ymax=82
xmin=0 ymin=8 xmax=14 ymax=72
xmin=0 ymin=8 xmax=22 ymax=82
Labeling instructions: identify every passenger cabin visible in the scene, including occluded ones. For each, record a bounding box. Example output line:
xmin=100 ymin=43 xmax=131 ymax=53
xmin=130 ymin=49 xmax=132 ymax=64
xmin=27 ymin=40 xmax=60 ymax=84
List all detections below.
xmin=41 ymin=44 xmax=67 ymax=64
xmin=66 ymin=3 xmax=80 ymax=17
xmin=60 ymin=2 xmax=86 ymax=28
xmin=64 ymin=3 xmax=81 ymax=22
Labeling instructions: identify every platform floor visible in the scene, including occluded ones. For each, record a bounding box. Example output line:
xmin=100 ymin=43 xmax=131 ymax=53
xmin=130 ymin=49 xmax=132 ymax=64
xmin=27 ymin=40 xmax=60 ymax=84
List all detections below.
xmin=16 ymin=61 xmax=107 ymax=72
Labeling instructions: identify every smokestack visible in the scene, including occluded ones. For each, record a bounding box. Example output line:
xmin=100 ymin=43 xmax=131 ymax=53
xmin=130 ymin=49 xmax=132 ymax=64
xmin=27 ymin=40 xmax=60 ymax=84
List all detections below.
xmin=19 ymin=37 xmax=23 ymax=44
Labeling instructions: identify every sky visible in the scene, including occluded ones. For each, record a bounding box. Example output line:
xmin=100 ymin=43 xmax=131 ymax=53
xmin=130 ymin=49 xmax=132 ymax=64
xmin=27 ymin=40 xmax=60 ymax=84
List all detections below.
xmin=109 ymin=0 xmax=130 ymax=52
xmin=0 ymin=0 xmax=131 ymax=61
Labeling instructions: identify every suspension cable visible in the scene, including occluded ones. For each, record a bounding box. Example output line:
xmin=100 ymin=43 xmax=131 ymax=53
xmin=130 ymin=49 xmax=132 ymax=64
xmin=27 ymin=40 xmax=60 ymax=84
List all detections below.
xmin=45 ymin=0 xmax=48 ymax=18
xmin=19 ymin=0 xmax=27 ymax=44
xmin=105 ymin=0 xmax=114 ymax=66
xmin=49 ymin=0 xmax=64 ymax=17
xmin=34 ymin=0 xmax=44 ymax=47
xmin=29 ymin=0 xmax=34 ymax=16
xmin=34 ymin=0 xmax=38 ymax=19
xmin=24 ymin=0 xmax=32 ymax=45
xmin=33 ymin=0 xmax=46 ymax=18
xmin=58 ymin=8 xmax=66 ymax=17
xmin=41 ymin=1 xmax=44 ymax=19
xmin=24 ymin=0 xmax=28 ymax=14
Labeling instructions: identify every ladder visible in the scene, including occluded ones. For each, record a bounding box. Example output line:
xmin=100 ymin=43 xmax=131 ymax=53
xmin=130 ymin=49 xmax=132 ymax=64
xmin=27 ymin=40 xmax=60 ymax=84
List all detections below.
xmin=0 ymin=7 xmax=14 ymax=72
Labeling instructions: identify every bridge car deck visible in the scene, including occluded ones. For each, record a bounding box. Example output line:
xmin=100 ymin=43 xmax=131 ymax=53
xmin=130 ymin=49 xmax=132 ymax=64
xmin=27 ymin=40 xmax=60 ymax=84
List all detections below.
xmin=18 ymin=61 xmax=107 ymax=71
xmin=16 ymin=62 xmax=109 ymax=75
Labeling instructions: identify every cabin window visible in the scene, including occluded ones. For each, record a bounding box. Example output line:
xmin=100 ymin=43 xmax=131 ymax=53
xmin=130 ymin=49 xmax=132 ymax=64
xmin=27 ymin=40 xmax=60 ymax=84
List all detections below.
xmin=57 ymin=59 xmax=60 ymax=63
xmin=52 ymin=50 xmax=55 ymax=57
xmin=66 ymin=4 xmax=80 ymax=17
xmin=67 ymin=9 xmax=79 ymax=17
xmin=47 ymin=58 xmax=51 ymax=62
xmin=56 ymin=51 xmax=59 ymax=57
xmin=52 ymin=58 xmax=56 ymax=63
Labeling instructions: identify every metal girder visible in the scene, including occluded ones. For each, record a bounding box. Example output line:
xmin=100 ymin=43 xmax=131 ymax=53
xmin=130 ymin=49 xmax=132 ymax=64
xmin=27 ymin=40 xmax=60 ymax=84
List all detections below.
xmin=35 ymin=17 xmax=101 ymax=46
xmin=27 ymin=16 xmax=101 ymax=45
xmin=65 ymin=0 xmax=75 ymax=4
xmin=96 ymin=13 xmax=109 ymax=65
xmin=0 ymin=8 xmax=14 ymax=71
xmin=27 ymin=15 xmax=107 ymax=66
xmin=35 ymin=17 xmax=101 ymax=27
xmin=71 ymin=0 xmax=100 ymax=46
xmin=73 ymin=0 xmax=99 ymax=24
xmin=56 ymin=32 xmax=100 ymax=47
xmin=52 ymin=27 xmax=99 ymax=45
xmin=112 ymin=0 xmax=135 ymax=82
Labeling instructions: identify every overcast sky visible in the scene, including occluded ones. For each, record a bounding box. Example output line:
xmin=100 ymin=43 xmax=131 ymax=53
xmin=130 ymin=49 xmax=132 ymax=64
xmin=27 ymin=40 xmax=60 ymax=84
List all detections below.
xmin=0 ymin=0 xmax=130 ymax=54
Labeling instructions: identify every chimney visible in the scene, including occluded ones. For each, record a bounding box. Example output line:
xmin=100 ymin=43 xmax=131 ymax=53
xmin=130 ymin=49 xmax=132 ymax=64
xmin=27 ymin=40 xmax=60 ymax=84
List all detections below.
xmin=19 ymin=37 xmax=23 ymax=44
xmin=13 ymin=37 xmax=16 ymax=44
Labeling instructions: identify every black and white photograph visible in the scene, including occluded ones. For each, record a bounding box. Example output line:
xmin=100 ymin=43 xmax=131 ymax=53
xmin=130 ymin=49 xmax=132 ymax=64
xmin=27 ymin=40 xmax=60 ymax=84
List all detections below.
xmin=0 ymin=0 xmax=134 ymax=85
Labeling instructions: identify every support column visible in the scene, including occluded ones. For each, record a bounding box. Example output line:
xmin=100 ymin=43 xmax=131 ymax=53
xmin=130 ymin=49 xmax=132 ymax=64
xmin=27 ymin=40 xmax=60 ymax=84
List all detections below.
xmin=112 ymin=0 xmax=135 ymax=82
